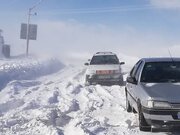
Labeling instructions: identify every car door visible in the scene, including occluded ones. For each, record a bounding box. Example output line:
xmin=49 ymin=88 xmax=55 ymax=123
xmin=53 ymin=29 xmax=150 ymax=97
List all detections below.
xmin=127 ymin=60 xmax=143 ymax=109
xmin=133 ymin=61 xmax=145 ymax=109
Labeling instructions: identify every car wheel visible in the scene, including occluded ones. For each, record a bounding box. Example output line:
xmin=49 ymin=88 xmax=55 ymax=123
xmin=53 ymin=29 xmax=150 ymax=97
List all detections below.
xmin=125 ymin=91 xmax=132 ymax=112
xmin=138 ymin=104 xmax=151 ymax=131
xmin=133 ymin=108 xmax=137 ymax=113
xmin=119 ymin=76 xmax=124 ymax=86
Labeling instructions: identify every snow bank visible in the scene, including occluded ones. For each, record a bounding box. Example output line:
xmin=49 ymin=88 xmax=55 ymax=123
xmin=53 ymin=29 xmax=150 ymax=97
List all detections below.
xmin=0 ymin=67 xmax=170 ymax=135
xmin=0 ymin=64 xmax=176 ymax=135
xmin=0 ymin=57 xmax=65 ymax=90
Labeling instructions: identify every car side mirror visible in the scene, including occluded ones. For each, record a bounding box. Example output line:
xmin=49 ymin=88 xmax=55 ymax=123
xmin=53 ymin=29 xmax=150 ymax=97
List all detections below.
xmin=120 ymin=62 xmax=125 ymax=65
xmin=84 ymin=63 xmax=89 ymax=66
xmin=127 ymin=76 xmax=137 ymax=85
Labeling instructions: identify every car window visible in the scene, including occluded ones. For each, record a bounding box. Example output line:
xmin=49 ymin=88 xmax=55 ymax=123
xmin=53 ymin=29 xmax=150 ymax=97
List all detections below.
xmin=90 ymin=55 xmax=119 ymax=65
xmin=130 ymin=60 xmax=142 ymax=77
xmin=141 ymin=62 xmax=180 ymax=83
xmin=135 ymin=61 xmax=144 ymax=81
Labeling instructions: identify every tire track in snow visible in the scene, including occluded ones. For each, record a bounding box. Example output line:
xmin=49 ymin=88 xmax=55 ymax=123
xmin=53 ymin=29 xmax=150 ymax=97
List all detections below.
xmin=66 ymin=69 xmax=145 ymax=135
xmin=63 ymin=68 xmax=130 ymax=134
xmin=94 ymin=85 xmax=126 ymax=110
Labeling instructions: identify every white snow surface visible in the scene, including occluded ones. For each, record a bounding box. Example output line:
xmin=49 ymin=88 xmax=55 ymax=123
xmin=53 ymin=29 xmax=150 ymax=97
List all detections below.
xmin=0 ymin=56 xmax=64 ymax=90
xmin=0 ymin=59 xmax=179 ymax=135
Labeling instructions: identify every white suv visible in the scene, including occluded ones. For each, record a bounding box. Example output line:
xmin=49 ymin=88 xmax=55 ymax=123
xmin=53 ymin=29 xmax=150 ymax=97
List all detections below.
xmin=85 ymin=52 xmax=125 ymax=85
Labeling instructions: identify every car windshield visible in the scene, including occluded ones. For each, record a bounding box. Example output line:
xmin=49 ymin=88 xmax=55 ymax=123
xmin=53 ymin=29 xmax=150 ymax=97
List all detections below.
xmin=90 ymin=55 xmax=119 ymax=65
xmin=141 ymin=62 xmax=180 ymax=83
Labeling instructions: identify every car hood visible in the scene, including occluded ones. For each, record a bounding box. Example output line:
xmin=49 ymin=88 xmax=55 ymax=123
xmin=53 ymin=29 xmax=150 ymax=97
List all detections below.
xmin=88 ymin=64 xmax=120 ymax=71
xmin=141 ymin=83 xmax=180 ymax=103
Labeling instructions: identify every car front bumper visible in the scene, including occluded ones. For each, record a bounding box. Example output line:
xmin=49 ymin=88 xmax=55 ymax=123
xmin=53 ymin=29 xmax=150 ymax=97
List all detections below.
xmin=142 ymin=107 xmax=180 ymax=127
xmin=87 ymin=74 xmax=123 ymax=85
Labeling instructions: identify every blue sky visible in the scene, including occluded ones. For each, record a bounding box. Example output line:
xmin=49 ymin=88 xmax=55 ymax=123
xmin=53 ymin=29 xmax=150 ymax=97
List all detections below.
xmin=0 ymin=0 xmax=180 ymax=63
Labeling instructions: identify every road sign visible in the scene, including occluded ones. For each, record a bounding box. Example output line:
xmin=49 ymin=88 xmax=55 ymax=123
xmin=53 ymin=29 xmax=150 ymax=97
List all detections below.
xmin=20 ymin=23 xmax=37 ymax=40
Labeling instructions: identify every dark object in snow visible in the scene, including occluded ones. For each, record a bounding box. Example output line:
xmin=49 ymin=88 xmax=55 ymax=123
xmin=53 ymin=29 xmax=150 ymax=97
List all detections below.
xmin=2 ymin=44 xmax=10 ymax=58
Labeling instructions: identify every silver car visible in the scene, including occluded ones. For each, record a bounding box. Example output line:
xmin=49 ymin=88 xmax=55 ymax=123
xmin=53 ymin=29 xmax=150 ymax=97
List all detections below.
xmin=85 ymin=52 xmax=125 ymax=85
xmin=126 ymin=58 xmax=180 ymax=131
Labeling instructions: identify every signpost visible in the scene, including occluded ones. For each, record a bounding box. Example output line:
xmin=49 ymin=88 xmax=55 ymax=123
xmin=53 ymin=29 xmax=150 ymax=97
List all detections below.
xmin=20 ymin=23 xmax=37 ymax=56
xmin=20 ymin=23 xmax=37 ymax=40
xmin=20 ymin=0 xmax=43 ymax=56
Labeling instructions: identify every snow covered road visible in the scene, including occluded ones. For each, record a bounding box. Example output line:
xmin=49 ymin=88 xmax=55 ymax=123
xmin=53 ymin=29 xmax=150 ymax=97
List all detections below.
xmin=0 ymin=63 xmax=180 ymax=135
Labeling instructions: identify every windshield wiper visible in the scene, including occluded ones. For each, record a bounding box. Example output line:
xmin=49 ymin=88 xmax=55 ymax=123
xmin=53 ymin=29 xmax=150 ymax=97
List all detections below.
xmin=159 ymin=79 xmax=180 ymax=83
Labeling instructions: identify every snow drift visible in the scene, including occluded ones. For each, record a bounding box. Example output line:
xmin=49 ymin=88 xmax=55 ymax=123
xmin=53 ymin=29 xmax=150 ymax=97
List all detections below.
xmin=0 ymin=57 xmax=65 ymax=90
xmin=0 ymin=64 xmax=178 ymax=135
xmin=0 ymin=56 xmax=179 ymax=135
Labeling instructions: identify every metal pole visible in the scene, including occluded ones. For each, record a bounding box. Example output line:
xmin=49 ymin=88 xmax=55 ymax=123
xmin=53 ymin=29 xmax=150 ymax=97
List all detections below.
xmin=26 ymin=8 xmax=31 ymax=56
xmin=25 ymin=0 xmax=44 ymax=56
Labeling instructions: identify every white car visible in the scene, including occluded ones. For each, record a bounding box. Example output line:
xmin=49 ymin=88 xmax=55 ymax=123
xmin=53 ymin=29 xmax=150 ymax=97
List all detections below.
xmin=85 ymin=52 xmax=125 ymax=85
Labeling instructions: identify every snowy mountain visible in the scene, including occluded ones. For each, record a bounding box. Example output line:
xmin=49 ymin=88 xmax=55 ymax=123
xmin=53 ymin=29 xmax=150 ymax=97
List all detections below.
xmin=0 ymin=56 xmax=179 ymax=135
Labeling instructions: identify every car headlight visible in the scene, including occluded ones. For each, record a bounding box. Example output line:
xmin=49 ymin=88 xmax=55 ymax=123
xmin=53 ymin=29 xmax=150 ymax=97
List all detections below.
xmin=146 ymin=101 xmax=171 ymax=109
xmin=86 ymin=70 xmax=96 ymax=75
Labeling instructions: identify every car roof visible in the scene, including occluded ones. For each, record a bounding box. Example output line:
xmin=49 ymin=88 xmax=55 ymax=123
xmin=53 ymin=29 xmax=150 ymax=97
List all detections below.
xmin=141 ymin=57 xmax=180 ymax=62
xmin=93 ymin=52 xmax=116 ymax=56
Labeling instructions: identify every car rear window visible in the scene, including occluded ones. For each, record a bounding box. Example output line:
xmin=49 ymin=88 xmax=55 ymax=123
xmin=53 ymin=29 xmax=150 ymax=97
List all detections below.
xmin=141 ymin=62 xmax=180 ymax=83
xmin=90 ymin=55 xmax=119 ymax=65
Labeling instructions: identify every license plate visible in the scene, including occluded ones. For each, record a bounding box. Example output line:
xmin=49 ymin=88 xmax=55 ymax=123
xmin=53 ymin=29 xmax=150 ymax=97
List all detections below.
xmin=96 ymin=70 xmax=113 ymax=75
xmin=177 ymin=112 xmax=180 ymax=119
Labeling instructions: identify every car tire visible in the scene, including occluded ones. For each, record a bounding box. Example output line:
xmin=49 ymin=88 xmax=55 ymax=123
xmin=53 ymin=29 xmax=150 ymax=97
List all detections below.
xmin=125 ymin=90 xmax=132 ymax=112
xmin=119 ymin=76 xmax=124 ymax=86
xmin=138 ymin=104 xmax=151 ymax=131
xmin=133 ymin=108 xmax=137 ymax=113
